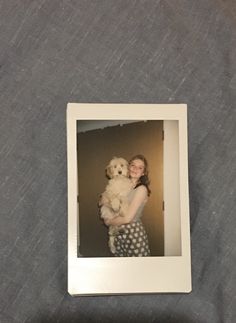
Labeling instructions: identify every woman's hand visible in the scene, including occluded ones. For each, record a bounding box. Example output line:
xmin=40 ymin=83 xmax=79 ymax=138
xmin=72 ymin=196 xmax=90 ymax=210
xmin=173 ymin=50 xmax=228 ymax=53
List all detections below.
xmin=104 ymin=216 xmax=124 ymax=226
xmin=104 ymin=218 xmax=112 ymax=226
xmin=108 ymin=216 xmax=127 ymax=226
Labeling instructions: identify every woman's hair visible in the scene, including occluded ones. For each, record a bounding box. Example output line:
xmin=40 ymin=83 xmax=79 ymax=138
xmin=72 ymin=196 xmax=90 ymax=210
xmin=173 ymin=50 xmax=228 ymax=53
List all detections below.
xmin=129 ymin=154 xmax=151 ymax=196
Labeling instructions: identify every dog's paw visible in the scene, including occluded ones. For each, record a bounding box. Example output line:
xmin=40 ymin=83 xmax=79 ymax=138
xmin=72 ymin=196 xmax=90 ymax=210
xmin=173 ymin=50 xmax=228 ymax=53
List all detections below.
xmin=111 ymin=199 xmax=120 ymax=212
xmin=109 ymin=241 xmax=116 ymax=254
xmin=110 ymin=245 xmax=116 ymax=254
xmin=109 ymin=237 xmax=116 ymax=254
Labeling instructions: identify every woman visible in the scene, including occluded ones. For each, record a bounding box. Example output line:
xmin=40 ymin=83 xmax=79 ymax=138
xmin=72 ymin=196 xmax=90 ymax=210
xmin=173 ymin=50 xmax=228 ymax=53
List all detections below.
xmin=104 ymin=154 xmax=151 ymax=257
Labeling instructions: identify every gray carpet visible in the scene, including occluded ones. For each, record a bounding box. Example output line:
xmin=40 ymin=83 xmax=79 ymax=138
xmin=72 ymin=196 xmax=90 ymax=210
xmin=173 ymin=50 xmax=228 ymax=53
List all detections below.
xmin=1 ymin=1 xmax=236 ymax=322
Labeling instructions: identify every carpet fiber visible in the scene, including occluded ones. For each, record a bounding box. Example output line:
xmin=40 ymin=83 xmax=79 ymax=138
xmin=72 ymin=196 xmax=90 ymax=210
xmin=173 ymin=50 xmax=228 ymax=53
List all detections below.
xmin=1 ymin=1 xmax=235 ymax=322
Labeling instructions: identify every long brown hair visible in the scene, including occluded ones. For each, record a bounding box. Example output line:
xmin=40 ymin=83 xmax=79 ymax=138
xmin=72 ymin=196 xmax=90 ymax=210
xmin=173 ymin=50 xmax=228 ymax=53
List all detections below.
xmin=129 ymin=154 xmax=151 ymax=196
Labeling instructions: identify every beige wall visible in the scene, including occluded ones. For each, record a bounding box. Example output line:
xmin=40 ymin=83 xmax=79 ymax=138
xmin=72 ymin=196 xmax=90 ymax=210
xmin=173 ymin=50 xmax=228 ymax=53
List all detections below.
xmin=77 ymin=121 xmax=163 ymax=257
xmin=163 ymin=121 xmax=181 ymax=256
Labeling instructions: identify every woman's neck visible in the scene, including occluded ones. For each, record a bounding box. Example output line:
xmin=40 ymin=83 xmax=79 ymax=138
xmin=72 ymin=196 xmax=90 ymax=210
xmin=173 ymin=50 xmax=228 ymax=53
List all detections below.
xmin=131 ymin=178 xmax=138 ymax=187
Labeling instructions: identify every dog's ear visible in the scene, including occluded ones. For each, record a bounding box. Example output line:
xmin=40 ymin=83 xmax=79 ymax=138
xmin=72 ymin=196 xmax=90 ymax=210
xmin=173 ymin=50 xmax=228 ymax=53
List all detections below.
xmin=106 ymin=165 xmax=112 ymax=179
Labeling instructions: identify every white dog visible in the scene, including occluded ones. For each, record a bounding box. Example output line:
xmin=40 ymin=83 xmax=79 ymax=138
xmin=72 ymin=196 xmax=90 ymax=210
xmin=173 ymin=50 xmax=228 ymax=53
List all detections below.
xmin=99 ymin=157 xmax=133 ymax=254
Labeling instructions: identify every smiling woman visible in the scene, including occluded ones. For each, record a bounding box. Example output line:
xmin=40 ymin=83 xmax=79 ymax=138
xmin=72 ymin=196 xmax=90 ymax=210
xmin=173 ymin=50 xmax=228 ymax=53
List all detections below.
xmin=104 ymin=154 xmax=151 ymax=257
xmin=130 ymin=159 xmax=145 ymax=179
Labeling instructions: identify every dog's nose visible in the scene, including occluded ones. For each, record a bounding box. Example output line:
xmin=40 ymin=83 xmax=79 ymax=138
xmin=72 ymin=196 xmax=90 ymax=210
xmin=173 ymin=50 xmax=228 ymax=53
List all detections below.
xmin=118 ymin=170 xmax=122 ymax=174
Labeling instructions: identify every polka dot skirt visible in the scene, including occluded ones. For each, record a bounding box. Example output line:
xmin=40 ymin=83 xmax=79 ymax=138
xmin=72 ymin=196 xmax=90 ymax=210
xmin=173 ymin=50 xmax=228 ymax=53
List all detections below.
xmin=114 ymin=220 xmax=151 ymax=257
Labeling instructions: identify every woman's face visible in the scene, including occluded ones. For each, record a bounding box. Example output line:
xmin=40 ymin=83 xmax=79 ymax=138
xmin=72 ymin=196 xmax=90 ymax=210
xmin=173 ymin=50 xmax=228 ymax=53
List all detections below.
xmin=129 ymin=159 xmax=145 ymax=180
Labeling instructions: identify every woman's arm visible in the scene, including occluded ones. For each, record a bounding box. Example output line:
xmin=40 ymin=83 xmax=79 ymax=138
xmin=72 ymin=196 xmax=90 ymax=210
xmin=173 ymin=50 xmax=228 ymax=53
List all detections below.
xmin=105 ymin=186 xmax=147 ymax=226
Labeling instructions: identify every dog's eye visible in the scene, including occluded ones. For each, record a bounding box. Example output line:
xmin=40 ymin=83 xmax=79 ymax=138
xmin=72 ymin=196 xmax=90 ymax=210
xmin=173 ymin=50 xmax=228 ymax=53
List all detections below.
xmin=114 ymin=165 xmax=117 ymax=168
xmin=121 ymin=164 xmax=123 ymax=167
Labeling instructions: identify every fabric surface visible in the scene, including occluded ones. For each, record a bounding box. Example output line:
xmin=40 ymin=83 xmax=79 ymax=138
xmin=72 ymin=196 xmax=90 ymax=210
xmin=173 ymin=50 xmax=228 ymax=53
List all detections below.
xmin=0 ymin=0 xmax=236 ymax=322
xmin=114 ymin=220 xmax=151 ymax=257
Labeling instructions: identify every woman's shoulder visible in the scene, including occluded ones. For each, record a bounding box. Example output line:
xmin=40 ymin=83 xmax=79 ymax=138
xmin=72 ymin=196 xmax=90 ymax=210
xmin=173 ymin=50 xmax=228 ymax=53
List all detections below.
xmin=134 ymin=184 xmax=148 ymax=195
xmin=133 ymin=185 xmax=148 ymax=204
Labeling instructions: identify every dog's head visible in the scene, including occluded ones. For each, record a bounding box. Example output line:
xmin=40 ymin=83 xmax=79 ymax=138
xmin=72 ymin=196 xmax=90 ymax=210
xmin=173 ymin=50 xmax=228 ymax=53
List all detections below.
xmin=106 ymin=157 xmax=129 ymax=179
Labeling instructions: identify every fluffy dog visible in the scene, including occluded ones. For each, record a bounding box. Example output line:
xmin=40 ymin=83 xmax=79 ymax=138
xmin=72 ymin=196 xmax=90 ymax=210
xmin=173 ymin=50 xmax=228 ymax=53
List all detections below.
xmin=99 ymin=157 xmax=133 ymax=254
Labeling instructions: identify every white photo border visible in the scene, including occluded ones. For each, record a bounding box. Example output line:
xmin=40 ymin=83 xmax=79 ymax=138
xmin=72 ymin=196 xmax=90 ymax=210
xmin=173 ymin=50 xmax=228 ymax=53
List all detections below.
xmin=67 ymin=103 xmax=191 ymax=295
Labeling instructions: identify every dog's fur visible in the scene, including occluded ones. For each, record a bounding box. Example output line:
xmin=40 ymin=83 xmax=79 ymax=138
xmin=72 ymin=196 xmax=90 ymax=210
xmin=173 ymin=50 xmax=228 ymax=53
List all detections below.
xmin=99 ymin=157 xmax=133 ymax=254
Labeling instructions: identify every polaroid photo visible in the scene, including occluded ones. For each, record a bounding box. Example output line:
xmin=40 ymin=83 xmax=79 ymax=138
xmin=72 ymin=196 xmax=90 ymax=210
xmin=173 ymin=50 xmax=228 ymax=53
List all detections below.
xmin=67 ymin=103 xmax=191 ymax=295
